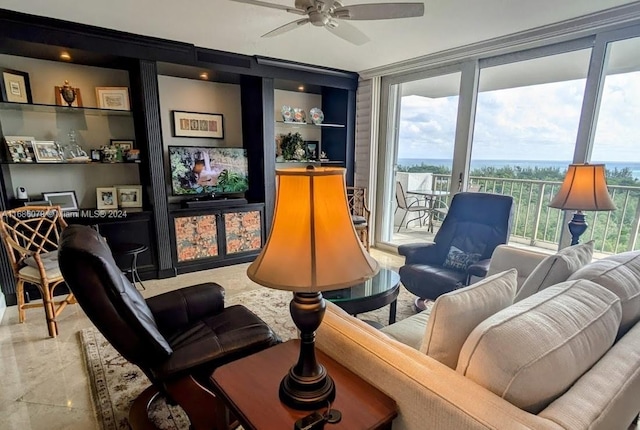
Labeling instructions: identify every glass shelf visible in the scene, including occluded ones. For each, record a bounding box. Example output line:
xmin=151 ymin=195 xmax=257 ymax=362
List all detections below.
xmin=2 ymin=161 xmax=141 ymax=165
xmin=0 ymin=101 xmax=133 ymax=117
xmin=275 ymin=120 xmax=344 ymax=128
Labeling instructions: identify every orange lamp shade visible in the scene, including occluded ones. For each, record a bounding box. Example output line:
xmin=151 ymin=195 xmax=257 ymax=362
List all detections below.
xmin=247 ymin=167 xmax=379 ymax=292
xmin=549 ymin=164 xmax=615 ymax=211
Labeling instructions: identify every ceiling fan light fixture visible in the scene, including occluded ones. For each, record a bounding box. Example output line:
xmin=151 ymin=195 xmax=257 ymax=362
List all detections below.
xmin=235 ymin=0 xmax=425 ymax=45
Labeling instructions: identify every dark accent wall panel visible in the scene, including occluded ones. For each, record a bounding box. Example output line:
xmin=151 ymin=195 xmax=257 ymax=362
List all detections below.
xmin=241 ymin=76 xmax=276 ymax=230
xmin=322 ymin=87 xmax=356 ymax=185
xmin=129 ymin=60 xmax=173 ymax=274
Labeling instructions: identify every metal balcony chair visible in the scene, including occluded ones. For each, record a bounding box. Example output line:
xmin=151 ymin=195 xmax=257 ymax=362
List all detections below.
xmin=395 ymin=181 xmax=429 ymax=232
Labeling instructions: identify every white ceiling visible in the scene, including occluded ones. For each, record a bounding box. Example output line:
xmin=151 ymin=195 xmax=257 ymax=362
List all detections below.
xmin=0 ymin=0 xmax=637 ymax=73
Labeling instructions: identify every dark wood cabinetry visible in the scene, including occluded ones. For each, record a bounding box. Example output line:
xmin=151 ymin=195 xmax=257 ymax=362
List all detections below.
xmin=0 ymin=8 xmax=358 ymax=306
xmin=169 ymin=203 xmax=265 ymax=274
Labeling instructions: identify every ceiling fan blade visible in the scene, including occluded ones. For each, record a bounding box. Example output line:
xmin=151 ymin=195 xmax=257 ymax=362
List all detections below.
xmin=333 ymin=2 xmax=424 ymax=20
xmin=229 ymin=0 xmax=306 ymax=15
xmin=262 ymin=18 xmax=310 ymax=38
xmin=326 ymin=21 xmax=369 ymax=45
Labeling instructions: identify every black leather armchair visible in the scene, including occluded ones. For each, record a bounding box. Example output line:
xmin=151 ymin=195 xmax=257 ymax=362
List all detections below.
xmin=58 ymin=225 xmax=280 ymax=430
xmin=399 ymin=192 xmax=514 ymax=309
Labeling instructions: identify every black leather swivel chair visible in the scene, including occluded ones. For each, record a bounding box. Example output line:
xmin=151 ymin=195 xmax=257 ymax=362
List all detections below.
xmin=58 ymin=225 xmax=280 ymax=430
xmin=399 ymin=192 xmax=514 ymax=310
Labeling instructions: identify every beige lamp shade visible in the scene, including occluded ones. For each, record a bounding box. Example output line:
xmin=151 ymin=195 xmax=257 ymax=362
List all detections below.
xmin=549 ymin=164 xmax=616 ymax=211
xmin=247 ymin=166 xmax=379 ymax=292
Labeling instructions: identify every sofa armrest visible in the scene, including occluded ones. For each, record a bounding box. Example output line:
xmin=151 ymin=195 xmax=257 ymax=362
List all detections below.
xmin=317 ymin=303 xmax=561 ymax=430
xmin=487 ymin=245 xmax=548 ymax=288
xmin=398 ymin=242 xmax=439 ymax=265
xmin=146 ymin=282 xmax=225 ymax=335
xmin=467 ymin=258 xmax=491 ymax=278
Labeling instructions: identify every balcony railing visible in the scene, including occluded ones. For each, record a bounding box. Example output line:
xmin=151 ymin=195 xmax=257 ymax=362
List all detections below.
xmin=429 ymin=174 xmax=640 ymax=254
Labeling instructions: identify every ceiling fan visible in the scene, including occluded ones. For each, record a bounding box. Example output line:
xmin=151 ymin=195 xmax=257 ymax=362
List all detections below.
xmin=229 ymin=0 xmax=425 ymax=45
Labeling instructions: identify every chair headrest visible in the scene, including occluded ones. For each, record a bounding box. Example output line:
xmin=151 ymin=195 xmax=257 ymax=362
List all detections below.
xmin=59 ymin=225 xmax=172 ymax=365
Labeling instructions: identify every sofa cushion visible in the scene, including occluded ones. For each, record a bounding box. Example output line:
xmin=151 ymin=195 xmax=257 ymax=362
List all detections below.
xmin=381 ymin=308 xmax=432 ymax=350
xmin=457 ymin=279 xmax=621 ymax=414
xmin=515 ymin=240 xmax=594 ymax=302
xmin=420 ymin=269 xmax=517 ymax=369
xmin=568 ymin=250 xmax=640 ymax=337
xmin=24 ymin=250 xmax=59 ymax=271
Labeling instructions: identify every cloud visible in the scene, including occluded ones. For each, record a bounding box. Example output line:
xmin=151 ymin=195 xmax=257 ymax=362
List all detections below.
xmin=397 ymin=71 xmax=640 ymax=163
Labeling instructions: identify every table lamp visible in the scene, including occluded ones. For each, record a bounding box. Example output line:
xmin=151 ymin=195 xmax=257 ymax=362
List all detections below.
xmin=247 ymin=166 xmax=379 ymax=410
xmin=549 ymin=163 xmax=615 ymax=245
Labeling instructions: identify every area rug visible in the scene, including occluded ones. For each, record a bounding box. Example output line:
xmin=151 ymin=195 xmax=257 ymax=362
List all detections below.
xmin=80 ymin=286 xmax=420 ymax=430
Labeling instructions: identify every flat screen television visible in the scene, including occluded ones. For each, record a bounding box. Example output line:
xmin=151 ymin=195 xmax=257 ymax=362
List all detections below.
xmin=168 ymin=146 xmax=249 ymax=196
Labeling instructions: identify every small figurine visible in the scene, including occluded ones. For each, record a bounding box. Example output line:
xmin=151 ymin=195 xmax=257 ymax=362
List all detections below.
xmin=60 ymin=80 xmax=77 ymax=106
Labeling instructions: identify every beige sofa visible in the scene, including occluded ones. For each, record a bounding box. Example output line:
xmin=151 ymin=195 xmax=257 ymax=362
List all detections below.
xmin=316 ymin=245 xmax=640 ymax=430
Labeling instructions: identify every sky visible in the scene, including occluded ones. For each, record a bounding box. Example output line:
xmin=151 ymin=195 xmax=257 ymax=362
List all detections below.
xmin=398 ymin=71 xmax=640 ymax=163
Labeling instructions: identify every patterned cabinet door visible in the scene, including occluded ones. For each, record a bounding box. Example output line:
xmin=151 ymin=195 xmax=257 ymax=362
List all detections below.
xmin=224 ymin=210 xmax=262 ymax=255
xmin=174 ymin=215 xmax=218 ymax=262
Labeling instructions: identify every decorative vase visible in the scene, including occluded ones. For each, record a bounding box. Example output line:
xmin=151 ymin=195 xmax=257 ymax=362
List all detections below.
xmin=60 ymin=80 xmax=76 ymax=106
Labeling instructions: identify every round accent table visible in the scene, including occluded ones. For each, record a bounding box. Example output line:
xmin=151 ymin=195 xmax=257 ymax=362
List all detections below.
xmin=110 ymin=242 xmax=148 ymax=290
xmin=323 ymin=268 xmax=401 ymax=327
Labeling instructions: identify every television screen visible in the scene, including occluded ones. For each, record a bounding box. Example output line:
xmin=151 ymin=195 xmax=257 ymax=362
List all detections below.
xmin=169 ymin=146 xmax=249 ymax=196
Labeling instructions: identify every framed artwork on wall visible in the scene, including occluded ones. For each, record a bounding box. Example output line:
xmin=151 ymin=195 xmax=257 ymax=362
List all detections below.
xmin=42 ymin=191 xmax=79 ymax=212
xmin=96 ymin=187 xmax=118 ymax=210
xmin=95 ymin=87 xmax=130 ymax=110
xmin=0 ymin=68 xmax=32 ymax=104
xmin=172 ymin=110 xmax=224 ymax=139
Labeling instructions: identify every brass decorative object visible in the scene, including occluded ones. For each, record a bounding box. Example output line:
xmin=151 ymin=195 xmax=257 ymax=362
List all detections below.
xmin=60 ymin=80 xmax=77 ymax=106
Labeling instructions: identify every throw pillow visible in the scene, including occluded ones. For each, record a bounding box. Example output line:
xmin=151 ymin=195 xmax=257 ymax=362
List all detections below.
xmin=457 ymin=280 xmax=621 ymax=414
xmin=443 ymin=245 xmax=481 ymax=272
xmin=420 ymin=269 xmax=517 ymax=369
xmin=514 ymin=240 xmax=594 ymax=302
xmin=568 ymin=250 xmax=640 ymax=337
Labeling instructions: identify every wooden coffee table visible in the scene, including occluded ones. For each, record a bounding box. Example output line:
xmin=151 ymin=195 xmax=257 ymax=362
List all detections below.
xmin=210 ymin=340 xmax=397 ymax=429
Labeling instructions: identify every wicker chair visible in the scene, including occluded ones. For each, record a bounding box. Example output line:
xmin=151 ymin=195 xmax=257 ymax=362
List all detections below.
xmin=347 ymin=186 xmax=371 ymax=251
xmin=0 ymin=205 xmax=75 ymax=337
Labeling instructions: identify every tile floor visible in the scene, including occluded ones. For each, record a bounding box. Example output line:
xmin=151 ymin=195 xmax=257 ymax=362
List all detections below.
xmin=0 ymin=249 xmax=404 ymax=430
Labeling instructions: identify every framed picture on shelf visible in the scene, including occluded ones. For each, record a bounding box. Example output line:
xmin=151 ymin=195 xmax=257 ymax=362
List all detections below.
xmin=4 ymin=136 xmax=35 ymax=163
xmin=96 ymin=187 xmax=118 ymax=210
xmin=95 ymin=87 xmax=130 ymax=110
xmin=32 ymin=141 xmax=63 ymax=163
xmin=0 ymin=68 xmax=32 ymax=104
xmin=42 ymin=191 xmax=79 ymax=212
xmin=54 ymin=85 xmax=83 ymax=107
xmin=116 ymin=185 xmax=142 ymax=208
xmin=110 ymin=139 xmax=134 ymax=152
xmin=172 ymin=110 xmax=224 ymax=139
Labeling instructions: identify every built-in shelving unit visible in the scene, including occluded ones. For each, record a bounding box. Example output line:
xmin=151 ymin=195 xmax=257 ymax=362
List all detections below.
xmin=275 ymin=120 xmax=345 ymax=128
xmin=0 ymin=101 xmax=132 ymax=117
xmin=0 ymin=8 xmax=358 ymax=306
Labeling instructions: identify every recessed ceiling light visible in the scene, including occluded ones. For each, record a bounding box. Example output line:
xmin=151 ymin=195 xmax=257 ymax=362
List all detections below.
xmin=199 ymin=72 xmax=209 ymax=80
xmin=59 ymin=52 xmax=72 ymax=61
xmin=298 ymin=86 xmax=305 ymax=91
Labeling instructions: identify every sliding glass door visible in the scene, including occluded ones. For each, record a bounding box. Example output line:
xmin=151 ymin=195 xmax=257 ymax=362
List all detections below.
xmin=379 ymin=71 xmax=461 ymax=247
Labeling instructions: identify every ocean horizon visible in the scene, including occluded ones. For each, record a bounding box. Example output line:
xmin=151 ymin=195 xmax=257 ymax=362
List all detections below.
xmin=397 ymin=158 xmax=640 ymax=179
